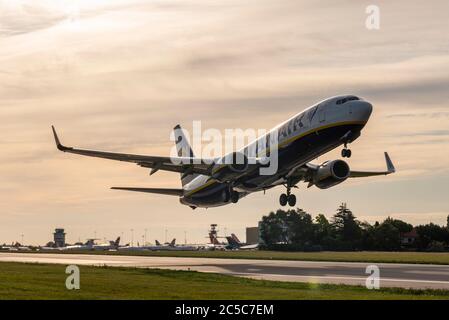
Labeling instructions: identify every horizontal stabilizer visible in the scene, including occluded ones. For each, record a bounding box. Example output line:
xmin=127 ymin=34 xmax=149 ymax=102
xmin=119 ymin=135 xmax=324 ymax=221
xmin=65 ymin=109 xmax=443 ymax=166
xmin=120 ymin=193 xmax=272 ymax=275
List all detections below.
xmin=111 ymin=187 xmax=183 ymax=196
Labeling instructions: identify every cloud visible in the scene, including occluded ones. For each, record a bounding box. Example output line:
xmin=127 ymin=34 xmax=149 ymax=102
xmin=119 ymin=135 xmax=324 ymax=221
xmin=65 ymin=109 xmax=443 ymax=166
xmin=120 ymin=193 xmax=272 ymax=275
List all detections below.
xmin=0 ymin=2 xmax=66 ymax=36
xmin=0 ymin=0 xmax=449 ymax=244
xmin=387 ymin=112 xmax=449 ymax=118
xmin=401 ymin=130 xmax=449 ymax=137
xmin=365 ymin=212 xmax=449 ymax=227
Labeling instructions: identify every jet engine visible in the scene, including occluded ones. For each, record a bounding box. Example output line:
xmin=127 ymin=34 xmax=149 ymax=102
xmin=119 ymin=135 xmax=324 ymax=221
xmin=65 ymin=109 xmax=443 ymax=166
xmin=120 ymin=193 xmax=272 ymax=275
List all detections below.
xmin=228 ymin=152 xmax=249 ymax=173
xmin=313 ymin=160 xmax=350 ymax=189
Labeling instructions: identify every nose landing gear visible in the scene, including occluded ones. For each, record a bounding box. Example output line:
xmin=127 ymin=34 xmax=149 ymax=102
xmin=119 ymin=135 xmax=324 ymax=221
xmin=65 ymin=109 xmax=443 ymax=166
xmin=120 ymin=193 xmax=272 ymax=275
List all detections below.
xmin=341 ymin=142 xmax=352 ymax=158
xmin=341 ymin=148 xmax=351 ymax=158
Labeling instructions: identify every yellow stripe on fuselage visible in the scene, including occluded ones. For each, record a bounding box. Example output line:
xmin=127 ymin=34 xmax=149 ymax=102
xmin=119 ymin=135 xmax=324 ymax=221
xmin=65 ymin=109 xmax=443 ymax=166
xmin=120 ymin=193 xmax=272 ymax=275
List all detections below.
xmin=185 ymin=120 xmax=366 ymax=197
xmin=185 ymin=179 xmax=216 ymax=197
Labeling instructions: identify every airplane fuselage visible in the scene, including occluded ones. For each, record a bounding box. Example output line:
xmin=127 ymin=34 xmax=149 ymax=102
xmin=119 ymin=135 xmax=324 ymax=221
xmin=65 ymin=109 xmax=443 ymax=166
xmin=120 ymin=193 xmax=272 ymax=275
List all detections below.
xmin=53 ymin=94 xmax=394 ymax=209
xmin=180 ymin=95 xmax=373 ymax=208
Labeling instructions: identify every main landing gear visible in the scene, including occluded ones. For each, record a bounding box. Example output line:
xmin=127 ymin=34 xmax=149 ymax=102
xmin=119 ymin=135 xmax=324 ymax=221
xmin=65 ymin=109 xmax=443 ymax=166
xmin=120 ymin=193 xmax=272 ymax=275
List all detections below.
xmin=230 ymin=190 xmax=239 ymax=203
xmin=279 ymin=184 xmax=297 ymax=207
xmin=341 ymin=142 xmax=352 ymax=158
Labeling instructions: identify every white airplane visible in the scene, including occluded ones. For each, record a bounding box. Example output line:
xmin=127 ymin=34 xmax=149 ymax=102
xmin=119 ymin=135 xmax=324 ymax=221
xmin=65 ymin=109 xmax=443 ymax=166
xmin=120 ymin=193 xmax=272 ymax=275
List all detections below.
xmin=52 ymin=95 xmax=395 ymax=208
xmin=60 ymin=238 xmax=118 ymax=251
xmin=225 ymin=234 xmax=259 ymax=250
xmin=92 ymin=237 xmax=121 ymax=251
xmin=150 ymin=239 xmax=198 ymax=251
xmin=60 ymin=239 xmax=96 ymax=251
xmin=119 ymin=239 xmax=173 ymax=251
xmin=119 ymin=238 xmax=198 ymax=251
xmin=1 ymin=243 xmax=32 ymax=251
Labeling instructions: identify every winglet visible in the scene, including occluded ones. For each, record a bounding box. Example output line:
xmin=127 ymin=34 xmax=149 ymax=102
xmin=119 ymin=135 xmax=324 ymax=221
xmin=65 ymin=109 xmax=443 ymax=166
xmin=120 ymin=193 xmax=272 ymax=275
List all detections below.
xmin=51 ymin=126 xmax=72 ymax=151
xmin=384 ymin=152 xmax=395 ymax=173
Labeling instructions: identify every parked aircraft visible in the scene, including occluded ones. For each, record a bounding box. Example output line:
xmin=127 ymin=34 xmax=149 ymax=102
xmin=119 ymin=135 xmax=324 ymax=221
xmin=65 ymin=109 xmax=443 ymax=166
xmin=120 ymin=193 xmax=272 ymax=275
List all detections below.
xmin=52 ymin=95 xmax=395 ymax=208
xmin=60 ymin=239 xmax=96 ymax=251
xmin=56 ymin=237 xmax=120 ymax=251
xmin=92 ymin=237 xmax=121 ymax=251
xmin=203 ymin=224 xmax=227 ymax=250
xmin=225 ymin=234 xmax=259 ymax=250
xmin=119 ymin=238 xmax=198 ymax=251
xmin=1 ymin=242 xmax=31 ymax=251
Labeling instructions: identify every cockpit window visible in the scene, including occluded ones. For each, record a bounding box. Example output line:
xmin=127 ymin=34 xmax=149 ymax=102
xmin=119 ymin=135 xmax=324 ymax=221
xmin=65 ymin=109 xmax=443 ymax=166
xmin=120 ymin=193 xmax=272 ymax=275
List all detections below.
xmin=336 ymin=96 xmax=359 ymax=105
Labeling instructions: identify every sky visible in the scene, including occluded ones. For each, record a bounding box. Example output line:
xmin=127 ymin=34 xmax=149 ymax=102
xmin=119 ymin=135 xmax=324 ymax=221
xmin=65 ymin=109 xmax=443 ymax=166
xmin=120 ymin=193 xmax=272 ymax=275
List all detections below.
xmin=1 ymin=0 xmax=448 ymax=245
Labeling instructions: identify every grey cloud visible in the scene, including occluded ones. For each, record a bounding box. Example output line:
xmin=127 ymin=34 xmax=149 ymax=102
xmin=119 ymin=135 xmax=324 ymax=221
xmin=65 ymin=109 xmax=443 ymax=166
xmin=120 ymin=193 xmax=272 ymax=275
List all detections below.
xmin=387 ymin=112 xmax=449 ymax=118
xmin=0 ymin=4 xmax=66 ymax=36
xmin=1 ymin=0 xmax=449 ymax=244
xmin=401 ymin=130 xmax=449 ymax=137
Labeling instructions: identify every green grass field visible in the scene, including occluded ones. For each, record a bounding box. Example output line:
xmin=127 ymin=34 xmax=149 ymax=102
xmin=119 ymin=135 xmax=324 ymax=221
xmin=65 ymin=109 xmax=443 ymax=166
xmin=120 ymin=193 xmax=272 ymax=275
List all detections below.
xmin=1 ymin=262 xmax=449 ymax=300
xmin=39 ymin=249 xmax=449 ymax=265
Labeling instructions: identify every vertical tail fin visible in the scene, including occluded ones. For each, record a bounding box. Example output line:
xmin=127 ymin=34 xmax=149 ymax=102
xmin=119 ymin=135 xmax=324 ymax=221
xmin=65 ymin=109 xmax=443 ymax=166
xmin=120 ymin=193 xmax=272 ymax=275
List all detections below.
xmin=226 ymin=236 xmax=240 ymax=248
xmin=231 ymin=233 xmax=241 ymax=244
xmin=169 ymin=238 xmax=176 ymax=246
xmin=155 ymin=240 xmax=161 ymax=246
xmin=173 ymin=124 xmax=199 ymax=186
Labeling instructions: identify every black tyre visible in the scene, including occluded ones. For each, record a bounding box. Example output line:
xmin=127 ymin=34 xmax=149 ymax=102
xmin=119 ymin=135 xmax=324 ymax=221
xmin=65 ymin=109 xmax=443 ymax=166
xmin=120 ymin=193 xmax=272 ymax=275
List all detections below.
xmin=288 ymin=194 xmax=297 ymax=207
xmin=346 ymin=149 xmax=352 ymax=158
xmin=341 ymin=149 xmax=347 ymax=157
xmin=279 ymin=194 xmax=288 ymax=206
xmin=231 ymin=191 xmax=239 ymax=203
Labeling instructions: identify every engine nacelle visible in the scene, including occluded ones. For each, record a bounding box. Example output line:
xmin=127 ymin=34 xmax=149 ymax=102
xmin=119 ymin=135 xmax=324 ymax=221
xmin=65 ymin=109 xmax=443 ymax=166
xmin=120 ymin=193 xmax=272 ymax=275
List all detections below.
xmin=228 ymin=152 xmax=249 ymax=173
xmin=313 ymin=160 xmax=350 ymax=189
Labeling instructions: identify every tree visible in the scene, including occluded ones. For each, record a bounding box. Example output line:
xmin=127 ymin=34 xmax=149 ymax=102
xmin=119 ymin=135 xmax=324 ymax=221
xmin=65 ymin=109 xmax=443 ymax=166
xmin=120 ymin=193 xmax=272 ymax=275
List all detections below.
xmin=259 ymin=210 xmax=288 ymax=245
xmin=385 ymin=217 xmax=413 ymax=234
xmin=415 ymin=223 xmax=449 ymax=250
xmin=288 ymin=208 xmax=314 ymax=246
xmin=372 ymin=220 xmax=401 ymax=251
xmin=331 ymin=203 xmax=362 ymax=250
xmin=314 ymin=214 xmax=333 ymax=247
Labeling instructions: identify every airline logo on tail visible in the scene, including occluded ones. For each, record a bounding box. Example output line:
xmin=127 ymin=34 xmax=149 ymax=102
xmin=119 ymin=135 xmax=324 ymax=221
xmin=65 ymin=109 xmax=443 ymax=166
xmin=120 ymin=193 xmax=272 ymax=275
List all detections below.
xmin=109 ymin=237 xmax=120 ymax=248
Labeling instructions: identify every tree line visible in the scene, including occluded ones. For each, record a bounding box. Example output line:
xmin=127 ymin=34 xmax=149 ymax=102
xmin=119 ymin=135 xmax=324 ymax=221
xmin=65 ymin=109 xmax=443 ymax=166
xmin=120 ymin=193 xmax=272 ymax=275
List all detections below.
xmin=259 ymin=203 xmax=449 ymax=252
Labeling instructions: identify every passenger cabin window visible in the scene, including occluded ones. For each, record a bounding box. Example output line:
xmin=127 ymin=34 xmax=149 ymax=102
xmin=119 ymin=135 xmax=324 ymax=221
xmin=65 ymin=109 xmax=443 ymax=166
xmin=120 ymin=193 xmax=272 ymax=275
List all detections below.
xmin=336 ymin=96 xmax=359 ymax=105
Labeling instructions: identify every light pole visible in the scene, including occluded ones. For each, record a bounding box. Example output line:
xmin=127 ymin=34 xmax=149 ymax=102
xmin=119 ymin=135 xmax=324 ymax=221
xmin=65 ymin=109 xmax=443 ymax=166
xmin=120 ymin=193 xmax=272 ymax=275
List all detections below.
xmin=131 ymin=229 xmax=134 ymax=247
xmin=144 ymin=229 xmax=147 ymax=245
xmin=21 ymin=234 xmax=24 ymax=245
xmin=165 ymin=229 xmax=168 ymax=243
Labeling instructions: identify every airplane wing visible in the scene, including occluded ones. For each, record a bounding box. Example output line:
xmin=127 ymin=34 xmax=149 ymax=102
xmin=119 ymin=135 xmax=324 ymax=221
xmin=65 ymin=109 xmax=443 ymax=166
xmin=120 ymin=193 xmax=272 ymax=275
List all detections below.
xmin=52 ymin=126 xmax=267 ymax=180
xmin=349 ymin=152 xmax=396 ymax=178
xmin=52 ymin=126 xmax=212 ymax=176
xmin=110 ymin=187 xmax=183 ymax=196
xmin=283 ymin=152 xmax=395 ymax=188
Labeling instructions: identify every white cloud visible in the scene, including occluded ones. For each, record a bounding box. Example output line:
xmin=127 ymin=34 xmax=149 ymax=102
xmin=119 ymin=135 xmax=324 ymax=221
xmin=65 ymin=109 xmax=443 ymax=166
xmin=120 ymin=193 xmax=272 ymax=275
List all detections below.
xmin=0 ymin=0 xmax=448 ymax=244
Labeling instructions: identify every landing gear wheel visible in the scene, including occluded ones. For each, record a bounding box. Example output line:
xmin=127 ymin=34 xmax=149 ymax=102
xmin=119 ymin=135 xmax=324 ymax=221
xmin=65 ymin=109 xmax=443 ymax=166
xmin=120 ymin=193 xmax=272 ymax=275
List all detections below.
xmin=287 ymin=194 xmax=296 ymax=207
xmin=279 ymin=194 xmax=288 ymax=206
xmin=230 ymin=191 xmax=239 ymax=203
xmin=341 ymin=148 xmax=352 ymax=158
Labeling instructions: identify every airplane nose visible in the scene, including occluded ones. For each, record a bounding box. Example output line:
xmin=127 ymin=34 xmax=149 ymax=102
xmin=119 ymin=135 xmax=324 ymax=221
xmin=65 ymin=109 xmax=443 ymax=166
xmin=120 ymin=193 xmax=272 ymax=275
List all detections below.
xmin=356 ymin=101 xmax=373 ymax=121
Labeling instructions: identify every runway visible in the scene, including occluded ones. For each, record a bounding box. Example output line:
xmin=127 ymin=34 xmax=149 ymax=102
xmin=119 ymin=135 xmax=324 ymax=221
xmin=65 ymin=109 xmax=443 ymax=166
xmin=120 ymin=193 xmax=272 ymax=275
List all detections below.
xmin=1 ymin=252 xmax=449 ymax=290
